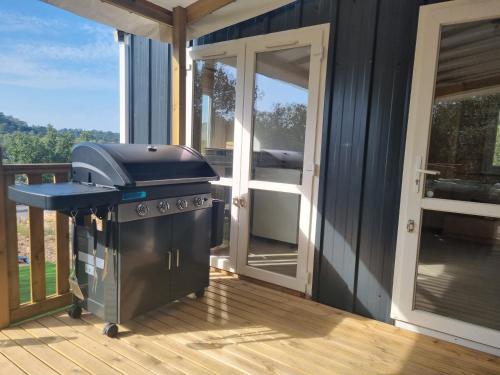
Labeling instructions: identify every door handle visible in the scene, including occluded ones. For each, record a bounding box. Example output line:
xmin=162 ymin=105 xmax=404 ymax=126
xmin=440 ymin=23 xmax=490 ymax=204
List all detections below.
xmin=176 ymin=249 xmax=180 ymax=267
xmin=167 ymin=251 xmax=172 ymax=270
xmin=416 ymin=168 xmax=440 ymax=176
xmin=414 ymin=156 xmax=440 ymax=193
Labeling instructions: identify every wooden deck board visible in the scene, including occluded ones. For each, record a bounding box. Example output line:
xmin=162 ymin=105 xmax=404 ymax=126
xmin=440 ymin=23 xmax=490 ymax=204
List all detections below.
xmin=0 ymin=273 xmax=498 ymax=375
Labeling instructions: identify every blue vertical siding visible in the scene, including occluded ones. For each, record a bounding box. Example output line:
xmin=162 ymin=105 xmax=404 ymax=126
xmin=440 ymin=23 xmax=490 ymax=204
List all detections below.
xmin=128 ymin=36 xmax=171 ymax=144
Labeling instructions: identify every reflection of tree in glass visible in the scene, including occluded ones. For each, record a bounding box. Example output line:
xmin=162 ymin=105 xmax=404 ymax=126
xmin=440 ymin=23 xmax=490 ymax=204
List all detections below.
xmin=253 ymin=103 xmax=307 ymax=152
xmin=193 ymin=60 xmax=237 ymax=151
xmin=430 ymin=94 xmax=500 ymax=180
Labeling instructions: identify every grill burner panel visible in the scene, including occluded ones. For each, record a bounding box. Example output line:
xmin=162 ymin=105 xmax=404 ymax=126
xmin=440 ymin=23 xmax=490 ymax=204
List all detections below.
xmin=117 ymin=193 xmax=212 ymax=223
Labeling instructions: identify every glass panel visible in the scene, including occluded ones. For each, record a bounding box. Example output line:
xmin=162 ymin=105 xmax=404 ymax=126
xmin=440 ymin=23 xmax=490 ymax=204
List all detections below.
xmin=247 ymin=190 xmax=300 ymax=277
xmin=426 ymin=19 xmax=500 ymax=204
xmin=210 ymin=185 xmax=231 ymax=259
xmin=415 ymin=210 xmax=500 ymax=331
xmin=192 ymin=57 xmax=237 ymax=178
xmin=251 ymin=46 xmax=311 ymax=184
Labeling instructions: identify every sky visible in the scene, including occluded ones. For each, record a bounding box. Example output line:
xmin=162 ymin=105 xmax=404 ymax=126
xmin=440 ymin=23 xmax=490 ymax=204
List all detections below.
xmin=0 ymin=0 xmax=119 ymax=132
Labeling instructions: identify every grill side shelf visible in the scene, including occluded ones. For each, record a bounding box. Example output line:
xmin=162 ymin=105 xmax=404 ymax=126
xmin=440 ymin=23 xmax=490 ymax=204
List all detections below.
xmin=8 ymin=182 xmax=120 ymax=211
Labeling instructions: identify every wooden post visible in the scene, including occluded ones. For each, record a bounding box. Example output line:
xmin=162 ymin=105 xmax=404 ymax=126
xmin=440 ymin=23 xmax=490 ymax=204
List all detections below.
xmin=0 ymin=148 xmax=10 ymax=328
xmin=172 ymin=6 xmax=187 ymax=145
xmin=27 ymin=173 xmax=45 ymax=303
xmin=54 ymin=173 xmax=70 ymax=295
xmin=5 ymin=173 xmax=19 ymax=309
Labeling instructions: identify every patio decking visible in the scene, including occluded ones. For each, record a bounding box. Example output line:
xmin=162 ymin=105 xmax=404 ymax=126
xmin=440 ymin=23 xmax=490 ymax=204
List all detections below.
xmin=0 ymin=273 xmax=499 ymax=375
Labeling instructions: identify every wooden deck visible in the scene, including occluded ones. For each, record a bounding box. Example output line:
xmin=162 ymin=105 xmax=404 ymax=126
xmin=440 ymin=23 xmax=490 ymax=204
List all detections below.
xmin=0 ymin=273 xmax=499 ymax=375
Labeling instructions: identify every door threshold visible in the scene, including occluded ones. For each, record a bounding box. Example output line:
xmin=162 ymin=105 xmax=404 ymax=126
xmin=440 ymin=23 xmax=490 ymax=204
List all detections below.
xmin=395 ymin=320 xmax=500 ymax=356
xmin=210 ymin=267 xmax=307 ymax=298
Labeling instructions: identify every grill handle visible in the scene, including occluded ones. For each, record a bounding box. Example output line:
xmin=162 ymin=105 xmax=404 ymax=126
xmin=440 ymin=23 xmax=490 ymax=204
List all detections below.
xmin=176 ymin=249 xmax=180 ymax=267
xmin=167 ymin=251 xmax=172 ymax=270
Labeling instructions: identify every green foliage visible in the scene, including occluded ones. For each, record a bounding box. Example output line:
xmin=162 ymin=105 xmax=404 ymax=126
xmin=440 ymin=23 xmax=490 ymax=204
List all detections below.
xmin=0 ymin=112 xmax=119 ymax=164
xmin=19 ymin=263 xmax=56 ymax=304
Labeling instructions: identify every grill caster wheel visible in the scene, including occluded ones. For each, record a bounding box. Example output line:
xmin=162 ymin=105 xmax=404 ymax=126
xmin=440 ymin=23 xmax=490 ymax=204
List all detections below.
xmin=103 ymin=323 xmax=118 ymax=338
xmin=195 ymin=289 xmax=205 ymax=298
xmin=68 ymin=304 xmax=82 ymax=319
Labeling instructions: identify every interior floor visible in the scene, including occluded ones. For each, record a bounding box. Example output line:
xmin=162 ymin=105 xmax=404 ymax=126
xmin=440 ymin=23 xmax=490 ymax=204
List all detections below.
xmin=415 ymin=230 xmax=500 ymax=331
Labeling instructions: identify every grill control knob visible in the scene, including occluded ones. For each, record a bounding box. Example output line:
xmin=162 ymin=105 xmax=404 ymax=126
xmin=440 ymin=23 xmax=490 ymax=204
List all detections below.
xmin=136 ymin=203 xmax=149 ymax=217
xmin=193 ymin=196 xmax=204 ymax=207
xmin=157 ymin=200 xmax=170 ymax=213
xmin=176 ymin=199 xmax=188 ymax=210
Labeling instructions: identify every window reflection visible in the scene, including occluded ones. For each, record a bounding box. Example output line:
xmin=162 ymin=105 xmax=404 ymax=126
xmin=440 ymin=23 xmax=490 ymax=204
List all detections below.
xmin=192 ymin=57 xmax=237 ymax=178
xmin=251 ymin=46 xmax=311 ymax=184
xmin=247 ymin=190 xmax=300 ymax=277
xmin=426 ymin=19 xmax=500 ymax=204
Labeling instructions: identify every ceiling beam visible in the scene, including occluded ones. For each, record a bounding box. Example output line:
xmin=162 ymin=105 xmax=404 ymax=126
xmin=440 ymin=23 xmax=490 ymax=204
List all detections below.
xmin=101 ymin=0 xmax=173 ymax=25
xmin=186 ymin=0 xmax=235 ymax=24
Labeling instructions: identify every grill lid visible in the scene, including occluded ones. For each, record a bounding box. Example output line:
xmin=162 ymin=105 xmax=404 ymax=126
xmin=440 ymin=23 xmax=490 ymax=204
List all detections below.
xmin=72 ymin=143 xmax=219 ymax=188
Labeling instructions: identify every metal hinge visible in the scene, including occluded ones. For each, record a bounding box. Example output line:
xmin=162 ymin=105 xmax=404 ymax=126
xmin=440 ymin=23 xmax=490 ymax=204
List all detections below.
xmin=407 ymin=220 xmax=415 ymax=233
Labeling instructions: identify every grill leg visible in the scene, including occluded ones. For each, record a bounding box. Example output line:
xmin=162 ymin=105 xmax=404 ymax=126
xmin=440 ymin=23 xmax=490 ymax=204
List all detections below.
xmin=67 ymin=304 xmax=82 ymax=319
xmin=103 ymin=322 xmax=118 ymax=338
xmin=195 ymin=288 xmax=205 ymax=298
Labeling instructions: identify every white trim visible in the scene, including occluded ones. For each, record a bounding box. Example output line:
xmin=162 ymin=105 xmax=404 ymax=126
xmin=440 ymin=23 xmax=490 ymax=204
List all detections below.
xmin=395 ymin=320 xmax=500 ymax=357
xmin=119 ymin=33 xmax=130 ymax=144
xmin=187 ymin=24 xmax=329 ymax=293
xmin=392 ymin=0 xmax=500 ymax=351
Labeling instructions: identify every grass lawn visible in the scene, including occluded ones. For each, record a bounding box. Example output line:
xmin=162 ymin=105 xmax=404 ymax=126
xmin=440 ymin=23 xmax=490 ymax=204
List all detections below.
xmin=19 ymin=262 xmax=57 ymax=304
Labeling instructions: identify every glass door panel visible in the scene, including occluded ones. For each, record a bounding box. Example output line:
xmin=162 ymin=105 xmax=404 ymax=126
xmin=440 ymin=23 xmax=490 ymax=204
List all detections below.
xmin=415 ymin=210 xmax=500 ymax=331
xmin=192 ymin=56 xmax=237 ymax=178
xmin=424 ymin=19 xmax=500 ymax=204
xmin=251 ymin=46 xmax=311 ymax=184
xmin=248 ymin=189 xmax=301 ymax=277
xmin=190 ymin=44 xmax=244 ymax=273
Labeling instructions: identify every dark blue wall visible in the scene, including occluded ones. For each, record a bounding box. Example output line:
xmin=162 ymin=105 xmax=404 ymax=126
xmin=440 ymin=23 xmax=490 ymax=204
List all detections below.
xmin=128 ymin=36 xmax=171 ymax=144
xmin=130 ymin=0 xmax=444 ymax=323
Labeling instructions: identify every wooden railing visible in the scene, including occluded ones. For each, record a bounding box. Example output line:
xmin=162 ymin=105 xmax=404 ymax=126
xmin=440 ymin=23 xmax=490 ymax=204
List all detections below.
xmin=0 ymin=150 xmax=72 ymax=328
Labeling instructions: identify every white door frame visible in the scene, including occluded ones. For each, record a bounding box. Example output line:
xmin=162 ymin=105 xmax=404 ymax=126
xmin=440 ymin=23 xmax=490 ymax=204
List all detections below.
xmin=187 ymin=24 xmax=329 ymax=294
xmin=187 ymin=40 xmax=245 ymax=273
xmin=391 ymin=0 xmax=500 ymax=350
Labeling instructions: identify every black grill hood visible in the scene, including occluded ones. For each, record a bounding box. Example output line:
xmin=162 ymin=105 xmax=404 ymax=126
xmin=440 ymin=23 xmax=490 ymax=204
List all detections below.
xmin=72 ymin=143 xmax=219 ymax=188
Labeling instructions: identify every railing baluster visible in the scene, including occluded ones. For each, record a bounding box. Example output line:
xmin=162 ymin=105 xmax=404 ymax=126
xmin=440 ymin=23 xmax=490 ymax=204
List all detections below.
xmin=54 ymin=172 xmax=70 ymax=295
xmin=0 ymin=149 xmax=10 ymax=328
xmin=27 ymin=173 xmax=46 ymax=303
xmin=5 ymin=174 xmax=19 ymax=308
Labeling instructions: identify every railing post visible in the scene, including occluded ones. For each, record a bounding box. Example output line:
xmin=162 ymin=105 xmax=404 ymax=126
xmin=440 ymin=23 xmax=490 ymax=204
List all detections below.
xmin=0 ymin=148 xmax=10 ymax=328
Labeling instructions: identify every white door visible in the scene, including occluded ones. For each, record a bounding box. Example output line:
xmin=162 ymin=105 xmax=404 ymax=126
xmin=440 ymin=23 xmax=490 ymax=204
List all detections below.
xmin=392 ymin=0 xmax=500 ymax=350
xmin=187 ymin=41 xmax=245 ymax=272
xmin=188 ymin=25 xmax=328 ymax=292
xmin=236 ymin=27 xmax=326 ymax=291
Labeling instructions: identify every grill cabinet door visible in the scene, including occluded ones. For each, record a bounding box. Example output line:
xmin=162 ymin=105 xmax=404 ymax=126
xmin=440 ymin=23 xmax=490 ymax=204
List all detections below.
xmin=119 ymin=215 xmax=172 ymax=322
xmin=170 ymin=209 xmax=211 ymax=300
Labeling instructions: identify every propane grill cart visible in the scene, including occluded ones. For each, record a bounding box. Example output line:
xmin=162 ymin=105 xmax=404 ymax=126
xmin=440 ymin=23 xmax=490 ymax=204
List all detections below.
xmin=9 ymin=143 xmax=225 ymax=337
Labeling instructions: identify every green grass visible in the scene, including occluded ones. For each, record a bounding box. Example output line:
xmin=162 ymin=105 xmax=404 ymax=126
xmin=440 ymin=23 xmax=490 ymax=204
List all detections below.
xmin=19 ymin=262 xmax=57 ymax=304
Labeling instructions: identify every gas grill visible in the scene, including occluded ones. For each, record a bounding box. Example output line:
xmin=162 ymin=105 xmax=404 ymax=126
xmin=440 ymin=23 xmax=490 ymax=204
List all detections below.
xmin=8 ymin=143 xmax=224 ymax=337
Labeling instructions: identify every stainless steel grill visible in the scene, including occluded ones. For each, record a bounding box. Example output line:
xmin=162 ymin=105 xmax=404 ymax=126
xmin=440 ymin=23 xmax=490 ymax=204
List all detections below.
xmin=8 ymin=143 xmax=224 ymax=337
